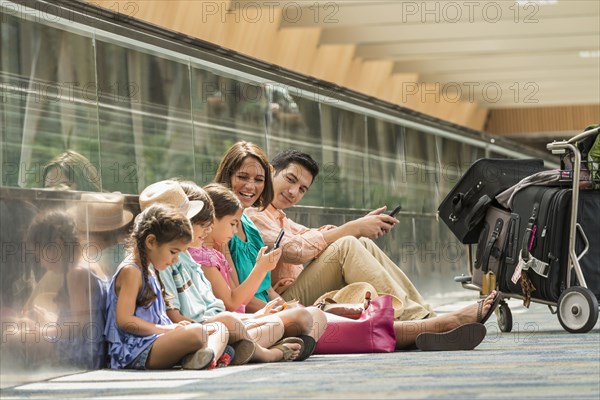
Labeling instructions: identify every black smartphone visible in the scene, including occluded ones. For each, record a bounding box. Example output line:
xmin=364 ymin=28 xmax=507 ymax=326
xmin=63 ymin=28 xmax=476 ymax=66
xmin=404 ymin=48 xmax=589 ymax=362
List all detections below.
xmin=273 ymin=229 xmax=285 ymax=249
xmin=388 ymin=204 xmax=402 ymax=218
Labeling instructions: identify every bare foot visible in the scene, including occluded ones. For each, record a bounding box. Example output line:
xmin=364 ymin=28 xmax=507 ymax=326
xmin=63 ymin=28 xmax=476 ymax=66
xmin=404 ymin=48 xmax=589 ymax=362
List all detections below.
xmin=270 ymin=342 xmax=302 ymax=362
xmin=253 ymin=342 xmax=302 ymax=363
xmin=451 ymin=291 xmax=498 ymax=327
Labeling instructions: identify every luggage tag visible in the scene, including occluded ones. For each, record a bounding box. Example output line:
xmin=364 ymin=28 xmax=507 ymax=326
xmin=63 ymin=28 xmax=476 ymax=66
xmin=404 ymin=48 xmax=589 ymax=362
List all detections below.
xmin=511 ymin=254 xmax=526 ymax=284
xmin=513 ymin=252 xmax=550 ymax=281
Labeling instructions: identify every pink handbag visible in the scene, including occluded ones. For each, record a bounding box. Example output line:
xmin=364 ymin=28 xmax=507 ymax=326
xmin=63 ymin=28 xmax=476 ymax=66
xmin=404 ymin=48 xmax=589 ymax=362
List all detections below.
xmin=314 ymin=294 xmax=396 ymax=354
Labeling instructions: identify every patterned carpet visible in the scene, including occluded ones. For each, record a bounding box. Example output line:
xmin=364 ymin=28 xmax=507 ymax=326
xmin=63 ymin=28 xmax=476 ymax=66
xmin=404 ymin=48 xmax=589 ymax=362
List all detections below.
xmin=2 ymin=300 xmax=599 ymax=399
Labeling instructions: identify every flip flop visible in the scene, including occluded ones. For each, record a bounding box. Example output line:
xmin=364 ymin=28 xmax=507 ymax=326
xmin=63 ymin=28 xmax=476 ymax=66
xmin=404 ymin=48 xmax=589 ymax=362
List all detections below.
xmin=294 ymin=335 xmax=316 ymax=362
xmin=478 ymin=292 xmax=502 ymax=324
xmin=230 ymin=339 xmax=256 ymax=366
xmin=270 ymin=337 xmax=305 ymax=362
xmin=415 ymin=323 xmax=487 ymax=351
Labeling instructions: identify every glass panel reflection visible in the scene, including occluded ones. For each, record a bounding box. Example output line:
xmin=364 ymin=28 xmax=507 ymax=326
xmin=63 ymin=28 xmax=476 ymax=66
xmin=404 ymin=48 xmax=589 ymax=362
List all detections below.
xmin=0 ymin=14 xmax=100 ymax=190
xmin=320 ymin=105 xmax=367 ymax=208
xmin=267 ymin=92 xmax=323 ymax=206
xmin=0 ymin=189 xmax=136 ymax=376
xmin=366 ymin=118 xmax=407 ymax=209
xmin=404 ymin=128 xmax=439 ymax=213
xmin=191 ymin=67 xmax=267 ymax=185
xmin=95 ymin=41 xmax=194 ymax=193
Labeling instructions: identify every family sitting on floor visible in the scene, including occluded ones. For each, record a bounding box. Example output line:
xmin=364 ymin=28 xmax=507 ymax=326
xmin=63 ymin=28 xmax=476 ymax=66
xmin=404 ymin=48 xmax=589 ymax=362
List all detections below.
xmin=16 ymin=143 xmax=498 ymax=370
xmin=102 ymin=141 xmax=500 ymax=370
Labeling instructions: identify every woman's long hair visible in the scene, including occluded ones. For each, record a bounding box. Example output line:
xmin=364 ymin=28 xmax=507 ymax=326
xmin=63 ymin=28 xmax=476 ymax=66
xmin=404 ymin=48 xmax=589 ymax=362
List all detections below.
xmin=213 ymin=141 xmax=274 ymax=210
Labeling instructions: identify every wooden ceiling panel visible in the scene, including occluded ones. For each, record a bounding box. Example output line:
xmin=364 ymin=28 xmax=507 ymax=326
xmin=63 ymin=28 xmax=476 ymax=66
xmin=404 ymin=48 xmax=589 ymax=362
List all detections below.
xmin=320 ymin=15 xmax=599 ymax=45
xmin=277 ymin=0 xmax=600 ymax=28
xmin=392 ymin=51 xmax=599 ymax=74
xmin=87 ymin=0 xmax=599 ymax=131
xmin=356 ymin=35 xmax=600 ymax=60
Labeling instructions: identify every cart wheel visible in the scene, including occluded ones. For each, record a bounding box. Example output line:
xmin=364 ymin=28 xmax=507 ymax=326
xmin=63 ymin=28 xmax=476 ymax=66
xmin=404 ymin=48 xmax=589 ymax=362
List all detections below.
xmin=497 ymin=301 xmax=513 ymax=333
xmin=557 ymin=287 xmax=599 ymax=333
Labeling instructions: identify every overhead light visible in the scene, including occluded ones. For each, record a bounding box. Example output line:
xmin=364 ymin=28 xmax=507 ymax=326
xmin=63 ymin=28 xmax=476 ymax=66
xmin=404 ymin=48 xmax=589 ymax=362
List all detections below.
xmin=579 ymin=51 xmax=600 ymax=59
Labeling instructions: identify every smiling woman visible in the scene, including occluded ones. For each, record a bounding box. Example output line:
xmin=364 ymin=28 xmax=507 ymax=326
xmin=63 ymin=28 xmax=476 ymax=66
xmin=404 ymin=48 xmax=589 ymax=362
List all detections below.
xmin=213 ymin=142 xmax=275 ymax=305
xmin=231 ymin=157 xmax=266 ymax=209
xmin=214 ymin=141 xmax=274 ymax=211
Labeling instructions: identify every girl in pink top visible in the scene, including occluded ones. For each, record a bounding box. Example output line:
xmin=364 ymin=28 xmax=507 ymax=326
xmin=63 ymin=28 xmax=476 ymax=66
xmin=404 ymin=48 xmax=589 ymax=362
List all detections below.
xmin=189 ymin=183 xmax=284 ymax=316
xmin=189 ymin=246 xmax=245 ymax=313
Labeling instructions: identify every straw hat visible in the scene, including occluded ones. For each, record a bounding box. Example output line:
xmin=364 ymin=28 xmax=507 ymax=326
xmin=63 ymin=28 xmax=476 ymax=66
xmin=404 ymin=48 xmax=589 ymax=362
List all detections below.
xmin=313 ymin=282 xmax=404 ymax=318
xmin=139 ymin=180 xmax=204 ymax=220
xmin=71 ymin=192 xmax=134 ymax=232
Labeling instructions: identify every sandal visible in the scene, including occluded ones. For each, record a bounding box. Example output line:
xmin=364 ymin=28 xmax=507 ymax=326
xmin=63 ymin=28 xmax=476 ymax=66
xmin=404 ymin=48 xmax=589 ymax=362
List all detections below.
xmin=216 ymin=345 xmax=235 ymax=368
xmin=295 ymin=335 xmax=316 ymax=362
xmin=415 ymin=323 xmax=487 ymax=351
xmin=181 ymin=348 xmax=215 ymax=370
xmin=478 ymin=291 xmax=502 ymax=324
xmin=230 ymin=339 xmax=256 ymax=366
xmin=270 ymin=337 xmax=305 ymax=362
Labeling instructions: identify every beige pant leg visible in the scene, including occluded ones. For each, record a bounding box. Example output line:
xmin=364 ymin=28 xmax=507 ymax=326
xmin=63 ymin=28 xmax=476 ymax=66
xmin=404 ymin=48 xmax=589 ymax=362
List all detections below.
xmin=281 ymin=244 xmax=346 ymax=306
xmin=284 ymin=236 xmax=433 ymax=320
xmin=357 ymin=237 xmax=436 ymax=319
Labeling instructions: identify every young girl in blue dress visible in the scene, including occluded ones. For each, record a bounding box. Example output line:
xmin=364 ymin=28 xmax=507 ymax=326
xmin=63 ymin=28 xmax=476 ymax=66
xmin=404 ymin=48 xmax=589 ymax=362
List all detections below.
xmin=104 ymin=204 xmax=228 ymax=370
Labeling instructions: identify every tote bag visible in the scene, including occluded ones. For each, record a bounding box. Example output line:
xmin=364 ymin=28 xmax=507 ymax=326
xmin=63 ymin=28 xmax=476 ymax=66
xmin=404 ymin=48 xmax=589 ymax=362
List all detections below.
xmin=314 ymin=294 xmax=396 ymax=354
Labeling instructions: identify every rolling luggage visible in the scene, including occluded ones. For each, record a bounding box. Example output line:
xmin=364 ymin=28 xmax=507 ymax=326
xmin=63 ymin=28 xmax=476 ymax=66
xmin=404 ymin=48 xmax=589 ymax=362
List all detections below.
xmin=452 ymin=126 xmax=600 ymax=334
xmin=438 ymin=158 xmax=545 ymax=244
xmin=499 ymin=186 xmax=572 ymax=303
xmin=472 ymin=206 xmax=518 ymax=292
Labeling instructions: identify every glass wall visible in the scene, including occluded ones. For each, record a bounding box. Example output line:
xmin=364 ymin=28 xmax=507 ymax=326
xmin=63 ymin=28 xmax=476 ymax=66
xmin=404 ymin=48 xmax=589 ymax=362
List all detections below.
xmin=1 ymin=1 xmax=553 ymax=385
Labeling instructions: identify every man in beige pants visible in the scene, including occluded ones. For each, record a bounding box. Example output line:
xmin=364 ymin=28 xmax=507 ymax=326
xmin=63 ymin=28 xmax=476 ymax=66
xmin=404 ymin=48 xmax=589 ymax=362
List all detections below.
xmin=245 ymin=150 xmax=435 ymax=321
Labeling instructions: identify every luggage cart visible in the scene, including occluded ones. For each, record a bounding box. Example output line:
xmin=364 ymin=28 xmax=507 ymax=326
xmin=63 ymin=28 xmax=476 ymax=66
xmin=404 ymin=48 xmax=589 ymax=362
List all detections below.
xmin=454 ymin=126 xmax=600 ymax=333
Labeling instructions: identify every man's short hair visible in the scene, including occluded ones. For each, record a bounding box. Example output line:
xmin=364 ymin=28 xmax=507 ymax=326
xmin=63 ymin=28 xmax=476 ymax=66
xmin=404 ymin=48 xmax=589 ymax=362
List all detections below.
xmin=271 ymin=150 xmax=319 ymax=182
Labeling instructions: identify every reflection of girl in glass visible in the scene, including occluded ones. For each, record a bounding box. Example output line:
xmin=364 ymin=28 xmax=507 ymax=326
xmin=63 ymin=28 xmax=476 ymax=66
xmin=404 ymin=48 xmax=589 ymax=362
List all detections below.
xmin=24 ymin=209 xmax=108 ymax=368
xmin=43 ymin=150 xmax=101 ymax=191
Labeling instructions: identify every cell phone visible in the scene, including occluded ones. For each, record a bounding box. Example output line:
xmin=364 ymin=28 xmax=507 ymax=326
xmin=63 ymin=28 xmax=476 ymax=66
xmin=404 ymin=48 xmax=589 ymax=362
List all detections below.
xmin=273 ymin=229 xmax=285 ymax=249
xmin=388 ymin=204 xmax=402 ymax=218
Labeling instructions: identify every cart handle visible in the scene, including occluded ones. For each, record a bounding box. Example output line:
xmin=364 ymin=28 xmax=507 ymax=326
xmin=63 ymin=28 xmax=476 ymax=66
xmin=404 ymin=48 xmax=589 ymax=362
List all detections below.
xmin=547 ymin=126 xmax=600 ymax=151
xmin=574 ymin=223 xmax=589 ymax=263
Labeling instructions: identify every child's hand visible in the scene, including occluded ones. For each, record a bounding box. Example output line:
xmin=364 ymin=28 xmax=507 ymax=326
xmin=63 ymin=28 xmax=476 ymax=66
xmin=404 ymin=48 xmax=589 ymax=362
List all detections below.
xmin=163 ymin=323 xmax=186 ymax=331
xmin=254 ymin=298 xmax=285 ymax=317
xmin=255 ymin=246 xmax=282 ymax=273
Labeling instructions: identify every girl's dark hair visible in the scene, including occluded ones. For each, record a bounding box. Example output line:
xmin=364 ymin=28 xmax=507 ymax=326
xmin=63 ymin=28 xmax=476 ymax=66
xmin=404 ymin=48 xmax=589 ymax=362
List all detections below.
xmin=177 ymin=180 xmax=215 ymax=225
xmin=213 ymin=141 xmax=273 ymax=210
xmin=25 ymin=209 xmax=81 ymax=307
xmin=127 ymin=204 xmax=193 ymax=307
xmin=203 ymin=183 xmax=242 ymax=219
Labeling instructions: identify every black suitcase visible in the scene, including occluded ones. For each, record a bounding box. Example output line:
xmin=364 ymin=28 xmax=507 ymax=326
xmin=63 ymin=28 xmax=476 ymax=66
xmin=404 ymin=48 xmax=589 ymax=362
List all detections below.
xmin=575 ymin=190 xmax=600 ymax=302
xmin=500 ymin=186 xmax=572 ymax=302
xmin=472 ymin=206 xmax=520 ymax=291
xmin=438 ymin=158 xmax=545 ymax=244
